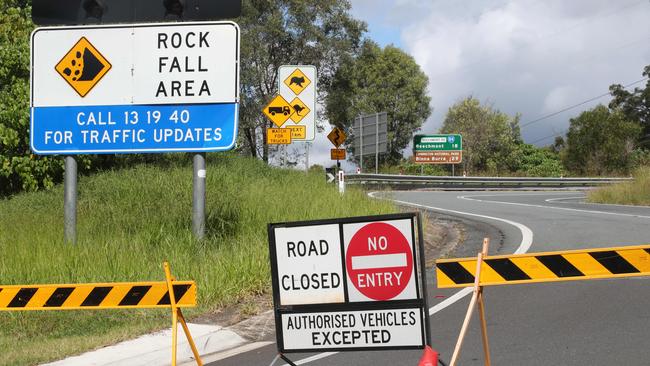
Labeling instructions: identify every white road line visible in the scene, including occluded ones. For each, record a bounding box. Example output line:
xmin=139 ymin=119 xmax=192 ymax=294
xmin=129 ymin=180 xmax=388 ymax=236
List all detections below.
xmin=459 ymin=194 xmax=650 ymax=219
xmin=544 ymin=196 xmax=650 ymax=209
xmin=281 ymin=191 xmax=534 ymax=366
xmin=544 ymin=196 xmax=585 ymax=203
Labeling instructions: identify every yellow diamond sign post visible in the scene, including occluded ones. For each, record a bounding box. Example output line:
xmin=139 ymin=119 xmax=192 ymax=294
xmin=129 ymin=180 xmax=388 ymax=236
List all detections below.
xmin=279 ymin=65 xmax=316 ymax=141
xmin=263 ymin=95 xmax=295 ymax=127
xmin=55 ymin=37 xmax=111 ymax=97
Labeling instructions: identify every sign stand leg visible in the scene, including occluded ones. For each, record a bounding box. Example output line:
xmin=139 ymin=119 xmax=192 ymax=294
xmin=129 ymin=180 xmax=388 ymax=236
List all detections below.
xmin=280 ymin=354 xmax=298 ymax=366
xmin=416 ymin=213 xmax=433 ymax=346
xmin=449 ymin=238 xmax=491 ymax=366
xmin=164 ymin=262 xmax=203 ymax=366
xmin=192 ymin=153 xmax=206 ymax=239
xmin=64 ymin=156 xmax=77 ymax=244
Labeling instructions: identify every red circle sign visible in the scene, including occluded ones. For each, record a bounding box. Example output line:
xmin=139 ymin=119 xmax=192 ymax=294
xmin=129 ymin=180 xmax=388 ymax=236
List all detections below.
xmin=345 ymin=222 xmax=413 ymax=301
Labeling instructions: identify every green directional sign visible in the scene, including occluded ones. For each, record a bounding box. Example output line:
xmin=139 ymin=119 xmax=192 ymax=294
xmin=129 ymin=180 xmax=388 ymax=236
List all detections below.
xmin=414 ymin=134 xmax=462 ymax=151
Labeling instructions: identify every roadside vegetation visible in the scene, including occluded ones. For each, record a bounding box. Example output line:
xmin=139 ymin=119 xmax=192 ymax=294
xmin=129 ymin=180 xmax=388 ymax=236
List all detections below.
xmin=587 ymin=167 xmax=650 ymax=206
xmin=0 ymin=154 xmax=394 ymax=365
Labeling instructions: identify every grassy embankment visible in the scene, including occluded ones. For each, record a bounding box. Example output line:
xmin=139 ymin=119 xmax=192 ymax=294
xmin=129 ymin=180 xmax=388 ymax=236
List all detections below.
xmin=0 ymin=154 xmax=394 ymax=366
xmin=587 ymin=167 xmax=650 ymax=206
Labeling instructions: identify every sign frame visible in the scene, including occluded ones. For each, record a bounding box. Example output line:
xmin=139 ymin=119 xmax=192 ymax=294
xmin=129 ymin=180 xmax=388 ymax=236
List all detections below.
xmin=278 ymin=65 xmax=317 ymax=141
xmin=30 ymin=21 xmax=240 ymax=155
xmin=268 ymin=212 xmax=431 ymax=353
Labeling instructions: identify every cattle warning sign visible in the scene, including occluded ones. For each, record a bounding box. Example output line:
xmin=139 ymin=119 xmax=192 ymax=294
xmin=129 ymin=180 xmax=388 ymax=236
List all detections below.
xmin=268 ymin=213 xmax=430 ymax=353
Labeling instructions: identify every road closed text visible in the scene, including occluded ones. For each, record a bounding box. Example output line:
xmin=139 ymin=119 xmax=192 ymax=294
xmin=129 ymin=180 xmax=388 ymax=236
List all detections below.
xmin=273 ymin=224 xmax=345 ymax=305
xmin=281 ymin=308 xmax=423 ymax=350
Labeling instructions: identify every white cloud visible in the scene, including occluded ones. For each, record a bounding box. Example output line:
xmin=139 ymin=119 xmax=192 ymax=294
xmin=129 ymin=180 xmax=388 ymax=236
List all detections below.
xmin=298 ymin=0 xmax=650 ymax=171
xmin=360 ymin=0 xmax=650 ymax=144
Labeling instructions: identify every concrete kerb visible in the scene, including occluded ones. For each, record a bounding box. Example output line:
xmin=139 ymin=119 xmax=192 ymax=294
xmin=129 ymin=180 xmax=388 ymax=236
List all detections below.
xmin=41 ymin=323 xmax=247 ymax=366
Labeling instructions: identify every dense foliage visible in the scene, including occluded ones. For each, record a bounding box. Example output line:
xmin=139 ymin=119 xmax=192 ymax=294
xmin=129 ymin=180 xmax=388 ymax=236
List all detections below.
xmin=440 ymin=97 xmax=520 ymax=175
xmin=237 ymin=0 xmax=365 ymax=161
xmin=0 ymin=2 xmax=61 ymax=194
xmin=326 ymin=40 xmax=431 ymax=165
xmin=562 ymin=105 xmax=640 ymax=175
xmin=609 ymin=65 xmax=650 ymax=147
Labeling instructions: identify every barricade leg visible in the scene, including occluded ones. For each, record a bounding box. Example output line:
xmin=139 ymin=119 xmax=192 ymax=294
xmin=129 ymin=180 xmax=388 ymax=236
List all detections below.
xmin=449 ymin=238 xmax=491 ymax=366
xmin=478 ymin=240 xmax=492 ymax=366
xmin=164 ymin=262 xmax=203 ymax=366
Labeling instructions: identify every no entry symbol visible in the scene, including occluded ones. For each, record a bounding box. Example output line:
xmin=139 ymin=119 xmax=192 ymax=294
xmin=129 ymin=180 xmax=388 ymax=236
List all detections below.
xmin=345 ymin=222 xmax=414 ymax=301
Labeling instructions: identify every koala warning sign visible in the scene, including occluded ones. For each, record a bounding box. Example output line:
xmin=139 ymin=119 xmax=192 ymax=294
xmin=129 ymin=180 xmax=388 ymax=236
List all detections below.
xmin=268 ymin=213 xmax=431 ymax=353
xmin=54 ymin=37 xmax=111 ymax=97
xmin=283 ymin=68 xmax=311 ymax=95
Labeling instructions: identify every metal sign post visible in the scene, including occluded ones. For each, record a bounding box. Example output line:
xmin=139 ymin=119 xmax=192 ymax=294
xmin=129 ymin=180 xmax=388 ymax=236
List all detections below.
xmin=352 ymin=113 xmax=387 ymax=173
xmin=375 ymin=113 xmax=379 ymax=174
xmin=192 ymin=153 xmax=206 ymax=239
xmin=64 ymin=156 xmax=77 ymax=244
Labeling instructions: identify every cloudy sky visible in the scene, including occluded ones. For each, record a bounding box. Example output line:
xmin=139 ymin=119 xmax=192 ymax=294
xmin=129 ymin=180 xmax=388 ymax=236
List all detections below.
xmin=304 ymin=0 xmax=650 ymax=169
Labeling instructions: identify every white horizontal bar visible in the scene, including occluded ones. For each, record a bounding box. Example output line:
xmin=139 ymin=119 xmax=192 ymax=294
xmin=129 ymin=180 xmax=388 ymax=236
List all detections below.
xmin=351 ymin=253 xmax=407 ymax=270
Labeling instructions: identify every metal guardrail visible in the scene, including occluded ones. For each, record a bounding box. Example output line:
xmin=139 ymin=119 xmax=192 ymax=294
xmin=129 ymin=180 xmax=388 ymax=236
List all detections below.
xmin=345 ymin=173 xmax=632 ymax=189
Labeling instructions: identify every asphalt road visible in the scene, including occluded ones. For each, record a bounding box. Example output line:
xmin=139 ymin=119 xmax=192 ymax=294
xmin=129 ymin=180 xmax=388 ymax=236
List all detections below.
xmin=210 ymin=191 xmax=650 ymax=366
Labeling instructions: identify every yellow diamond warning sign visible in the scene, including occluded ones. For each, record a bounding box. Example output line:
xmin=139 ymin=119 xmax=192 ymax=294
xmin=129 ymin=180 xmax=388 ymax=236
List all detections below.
xmin=55 ymin=37 xmax=111 ymax=97
xmin=284 ymin=68 xmax=311 ymax=95
xmin=263 ymin=95 xmax=295 ymax=127
xmin=289 ymin=97 xmax=310 ymax=124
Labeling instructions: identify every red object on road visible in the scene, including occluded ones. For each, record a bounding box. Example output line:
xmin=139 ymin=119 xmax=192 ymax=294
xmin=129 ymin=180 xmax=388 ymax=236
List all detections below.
xmin=418 ymin=346 xmax=439 ymax=366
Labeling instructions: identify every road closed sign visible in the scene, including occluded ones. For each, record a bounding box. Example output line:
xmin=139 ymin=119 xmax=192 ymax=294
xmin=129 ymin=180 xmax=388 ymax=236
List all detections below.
xmin=30 ymin=21 xmax=239 ymax=155
xmin=268 ymin=213 xmax=429 ymax=353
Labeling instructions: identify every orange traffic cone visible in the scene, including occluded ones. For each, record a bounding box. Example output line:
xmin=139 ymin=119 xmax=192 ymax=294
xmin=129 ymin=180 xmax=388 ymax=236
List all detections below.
xmin=418 ymin=346 xmax=439 ymax=366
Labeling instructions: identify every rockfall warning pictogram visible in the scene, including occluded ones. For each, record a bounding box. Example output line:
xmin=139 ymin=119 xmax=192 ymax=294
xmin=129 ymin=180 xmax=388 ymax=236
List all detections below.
xmin=55 ymin=37 xmax=111 ymax=97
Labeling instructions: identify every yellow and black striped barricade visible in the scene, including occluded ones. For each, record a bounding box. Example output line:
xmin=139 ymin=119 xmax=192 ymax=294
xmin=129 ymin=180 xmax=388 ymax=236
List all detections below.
xmin=0 ymin=262 xmax=202 ymax=366
xmin=436 ymin=244 xmax=650 ymax=288
xmin=436 ymin=242 xmax=650 ymax=366
xmin=0 ymin=281 xmax=195 ymax=310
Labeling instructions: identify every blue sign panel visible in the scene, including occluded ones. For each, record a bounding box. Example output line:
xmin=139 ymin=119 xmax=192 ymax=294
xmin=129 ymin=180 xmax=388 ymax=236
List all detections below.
xmin=31 ymin=103 xmax=238 ymax=154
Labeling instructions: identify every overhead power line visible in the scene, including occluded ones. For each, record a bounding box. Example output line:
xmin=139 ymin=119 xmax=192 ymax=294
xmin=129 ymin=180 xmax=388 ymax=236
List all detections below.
xmin=527 ymin=77 xmax=649 ymax=145
xmin=522 ymin=77 xmax=649 ymax=129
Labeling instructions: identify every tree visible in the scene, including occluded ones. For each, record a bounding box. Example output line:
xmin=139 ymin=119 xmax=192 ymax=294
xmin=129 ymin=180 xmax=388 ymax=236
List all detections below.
xmin=440 ymin=97 xmax=520 ymax=175
xmin=509 ymin=143 xmax=565 ymax=177
xmin=609 ymin=65 xmax=650 ymax=146
xmin=0 ymin=1 xmax=67 ymax=195
xmin=563 ymin=105 xmax=641 ymax=175
xmin=237 ymin=0 xmax=365 ymax=162
xmin=326 ymin=40 xmax=431 ymax=165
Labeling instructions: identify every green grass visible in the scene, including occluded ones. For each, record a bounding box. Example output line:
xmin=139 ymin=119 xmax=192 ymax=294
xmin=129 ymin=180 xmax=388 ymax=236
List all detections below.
xmin=0 ymin=154 xmax=394 ymax=365
xmin=587 ymin=167 xmax=650 ymax=206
